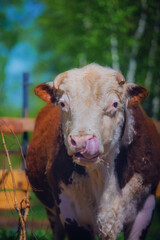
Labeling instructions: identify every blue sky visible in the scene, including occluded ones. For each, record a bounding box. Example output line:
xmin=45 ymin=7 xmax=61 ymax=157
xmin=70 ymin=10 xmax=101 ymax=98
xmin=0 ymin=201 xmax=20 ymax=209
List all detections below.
xmin=2 ymin=1 xmax=44 ymax=108
xmin=4 ymin=42 xmax=37 ymax=106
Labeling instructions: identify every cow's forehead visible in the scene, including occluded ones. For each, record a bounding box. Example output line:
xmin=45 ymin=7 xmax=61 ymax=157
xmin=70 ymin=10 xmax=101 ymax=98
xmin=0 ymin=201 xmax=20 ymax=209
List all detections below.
xmin=58 ymin=64 xmax=124 ymax=100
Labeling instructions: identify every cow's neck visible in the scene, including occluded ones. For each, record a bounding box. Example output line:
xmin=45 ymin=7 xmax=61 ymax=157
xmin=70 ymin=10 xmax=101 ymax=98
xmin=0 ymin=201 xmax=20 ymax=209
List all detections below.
xmin=86 ymin=145 xmax=120 ymax=205
xmin=86 ymin=108 xmax=135 ymax=202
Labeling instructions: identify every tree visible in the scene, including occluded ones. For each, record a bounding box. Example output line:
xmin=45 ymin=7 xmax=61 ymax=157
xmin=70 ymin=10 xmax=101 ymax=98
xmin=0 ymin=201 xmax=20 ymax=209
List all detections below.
xmin=0 ymin=0 xmax=43 ymax=114
xmin=0 ymin=0 xmax=23 ymax=103
xmin=1 ymin=0 xmax=160 ymax=119
xmin=36 ymin=0 xmax=160 ymax=119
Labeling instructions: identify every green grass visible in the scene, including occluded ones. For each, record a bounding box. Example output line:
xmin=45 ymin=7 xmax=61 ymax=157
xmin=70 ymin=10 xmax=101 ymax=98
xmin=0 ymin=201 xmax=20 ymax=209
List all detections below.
xmin=0 ymin=229 xmax=123 ymax=240
xmin=146 ymin=198 xmax=160 ymax=240
xmin=0 ymin=191 xmax=47 ymax=220
xmin=0 ymin=228 xmax=53 ymax=240
xmin=0 ymin=198 xmax=159 ymax=240
xmin=0 ymin=131 xmax=34 ymax=170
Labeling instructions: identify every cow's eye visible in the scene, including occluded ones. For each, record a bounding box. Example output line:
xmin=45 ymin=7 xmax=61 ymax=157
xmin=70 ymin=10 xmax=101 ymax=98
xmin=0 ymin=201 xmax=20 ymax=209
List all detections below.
xmin=59 ymin=99 xmax=69 ymax=112
xmin=112 ymin=102 xmax=118 ymax=108
xmin=60 ymin=102 xmax=65 ymax=108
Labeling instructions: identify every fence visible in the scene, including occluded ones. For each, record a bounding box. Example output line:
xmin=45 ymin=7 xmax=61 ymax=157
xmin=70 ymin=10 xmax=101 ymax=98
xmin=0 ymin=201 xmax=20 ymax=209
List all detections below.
xmin=0 ymin=73 xmax=34 ymax=240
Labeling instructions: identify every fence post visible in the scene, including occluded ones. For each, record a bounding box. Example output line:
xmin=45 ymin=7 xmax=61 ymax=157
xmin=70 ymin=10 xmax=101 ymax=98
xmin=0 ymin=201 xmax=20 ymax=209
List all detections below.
xmin=22 ymin=73 xmax=29 ymax=168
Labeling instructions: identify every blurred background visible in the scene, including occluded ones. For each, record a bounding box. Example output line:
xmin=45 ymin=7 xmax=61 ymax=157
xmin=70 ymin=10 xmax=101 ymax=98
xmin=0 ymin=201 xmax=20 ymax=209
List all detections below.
xmin=0 ymin=0 xmax=160 ymax=119
xmin=0 ymin=0 xmax=160 ymax=239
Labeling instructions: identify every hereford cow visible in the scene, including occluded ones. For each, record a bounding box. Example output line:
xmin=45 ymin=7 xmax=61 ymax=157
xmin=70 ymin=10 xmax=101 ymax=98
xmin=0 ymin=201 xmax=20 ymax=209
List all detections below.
xmin=26 ymin=64 xmax=160 ymax=240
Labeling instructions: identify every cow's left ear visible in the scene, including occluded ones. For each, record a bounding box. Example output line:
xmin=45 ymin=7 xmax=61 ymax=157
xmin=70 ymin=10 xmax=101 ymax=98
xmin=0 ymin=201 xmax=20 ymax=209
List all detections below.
xmin=126 ymin=83 xmax=149 ymax=105
xmin=34 ymin=82 xmax=55 ymax=103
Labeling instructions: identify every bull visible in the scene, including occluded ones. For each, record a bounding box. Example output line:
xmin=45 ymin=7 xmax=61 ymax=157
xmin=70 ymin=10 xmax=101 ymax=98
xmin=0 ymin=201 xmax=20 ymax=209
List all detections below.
xmin=26 ymin=64 xmax=160 ymax=240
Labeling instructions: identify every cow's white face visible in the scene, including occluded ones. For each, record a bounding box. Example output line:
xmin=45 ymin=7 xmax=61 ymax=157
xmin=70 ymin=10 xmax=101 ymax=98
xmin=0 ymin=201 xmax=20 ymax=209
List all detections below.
xmin=55 ymin=66 xmax=126 ymax=166
xmin=35 ymin=64 xmax=148 ymax=167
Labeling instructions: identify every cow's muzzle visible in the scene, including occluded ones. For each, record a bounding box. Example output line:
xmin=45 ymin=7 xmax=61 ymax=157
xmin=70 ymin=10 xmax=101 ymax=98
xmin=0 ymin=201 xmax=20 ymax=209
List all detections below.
xmin=68 ymin=134 xmax=100 ymax=165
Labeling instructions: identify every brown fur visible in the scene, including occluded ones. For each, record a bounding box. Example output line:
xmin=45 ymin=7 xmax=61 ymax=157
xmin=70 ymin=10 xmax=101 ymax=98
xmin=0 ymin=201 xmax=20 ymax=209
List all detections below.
xmin=26 ymin=103 xmax=62 ymax=208
xmin=128 ymin=85 xmax=149 ymax=105
xmin=34 ymin=83 xmax=53 ymax=103
xmin=116 ymin=104 xmax=160 ymax=192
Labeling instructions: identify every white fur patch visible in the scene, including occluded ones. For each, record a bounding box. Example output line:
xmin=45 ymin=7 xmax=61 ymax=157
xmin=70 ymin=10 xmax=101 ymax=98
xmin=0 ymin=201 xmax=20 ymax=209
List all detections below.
xmin=59 ymin=173 xmax=96 ymax=228
xmin=59 ymin=191 xmax=77 ymax=225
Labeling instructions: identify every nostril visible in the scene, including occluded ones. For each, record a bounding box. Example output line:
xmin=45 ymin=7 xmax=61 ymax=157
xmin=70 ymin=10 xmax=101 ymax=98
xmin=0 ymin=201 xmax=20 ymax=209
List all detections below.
xmin=70 ymin=136 xmax=77 ymax=146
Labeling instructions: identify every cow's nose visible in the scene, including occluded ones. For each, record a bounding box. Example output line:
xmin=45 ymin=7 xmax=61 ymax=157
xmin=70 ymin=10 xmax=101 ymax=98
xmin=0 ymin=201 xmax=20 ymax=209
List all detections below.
xmin=69 ymin=135 xmax=99 ymax=156
xmin=70 ymin=135 xmax=93 ymax=150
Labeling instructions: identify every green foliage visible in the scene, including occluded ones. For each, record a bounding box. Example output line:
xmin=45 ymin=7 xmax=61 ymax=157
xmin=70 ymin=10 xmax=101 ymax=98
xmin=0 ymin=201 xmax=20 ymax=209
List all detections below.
xmin=36 ymin=0 xmax=154 ymax=70
xmin=35 ymin=0 xmax=160 ymax=118
xmin=0 ymin=0 xmax=23 ymax=105
xmin=0 ymin=0 xmax=160 ymax=118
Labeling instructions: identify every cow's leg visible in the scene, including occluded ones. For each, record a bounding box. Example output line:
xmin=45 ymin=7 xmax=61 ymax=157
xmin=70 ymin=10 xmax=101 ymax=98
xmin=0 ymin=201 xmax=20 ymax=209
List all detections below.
xmin=64 ymin=219 xmax=94 ymax=240
xmin=124 ymin=194 xmax=155 ymax=240
xmin=97 ymin=174 xmax=152 ymax=240
xmin=46 ymin=209 xmax=66 ymax=240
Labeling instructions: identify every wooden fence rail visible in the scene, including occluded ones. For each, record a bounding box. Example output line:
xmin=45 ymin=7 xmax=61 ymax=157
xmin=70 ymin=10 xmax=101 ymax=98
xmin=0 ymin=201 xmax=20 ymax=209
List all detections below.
xmin=0 ymin=117 xmax=35 ymax=134
xmin=0 ymin=117 xmax=34 ymax=210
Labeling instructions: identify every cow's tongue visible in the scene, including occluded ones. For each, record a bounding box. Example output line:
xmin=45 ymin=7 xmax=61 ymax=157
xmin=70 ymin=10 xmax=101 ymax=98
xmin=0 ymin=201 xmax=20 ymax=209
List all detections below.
xmin=78 ymin=137 xmax=99 ymax=160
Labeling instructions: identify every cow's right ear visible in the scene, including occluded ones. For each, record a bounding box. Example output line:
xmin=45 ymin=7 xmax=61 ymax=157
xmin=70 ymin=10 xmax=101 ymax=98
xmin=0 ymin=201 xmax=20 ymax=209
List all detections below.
xmin=34 ymin=82 xmax=54 ymax=103
xmin=126 ymin=83 xmax=149 ymax=105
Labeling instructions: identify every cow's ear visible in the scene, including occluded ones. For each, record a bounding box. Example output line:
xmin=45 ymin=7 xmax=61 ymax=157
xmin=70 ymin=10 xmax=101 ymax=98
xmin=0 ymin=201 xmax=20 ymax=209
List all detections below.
xmin=34 ymin=82 xmax=54 ymax=103
xmin=126 ymin=83 xmax=149 ymax=105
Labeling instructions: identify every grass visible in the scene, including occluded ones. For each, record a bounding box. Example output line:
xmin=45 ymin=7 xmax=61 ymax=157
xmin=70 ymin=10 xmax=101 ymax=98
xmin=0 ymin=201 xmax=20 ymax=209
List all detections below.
xmin=0 ymin=228 xmax=53 ymax=240
xmin=0 ymin=191 xmax=52 ymax=239
xmin=0 ymin=197 xmax=159 ymax=240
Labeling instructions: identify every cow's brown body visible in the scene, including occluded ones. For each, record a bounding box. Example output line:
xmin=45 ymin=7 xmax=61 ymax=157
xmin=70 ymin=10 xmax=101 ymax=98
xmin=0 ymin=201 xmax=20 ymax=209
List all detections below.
xmin=26 ymin=104 xmax=61 ymax=208
xmin=26 ymin=64 xmax=160 ymax=240
xmin=116 ymin=104 xmax=160 ymax=190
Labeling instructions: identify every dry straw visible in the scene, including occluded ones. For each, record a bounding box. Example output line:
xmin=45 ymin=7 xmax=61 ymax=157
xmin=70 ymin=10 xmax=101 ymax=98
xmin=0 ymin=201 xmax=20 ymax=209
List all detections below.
xmin=0 ymin=130 xmax=30 ymax=240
